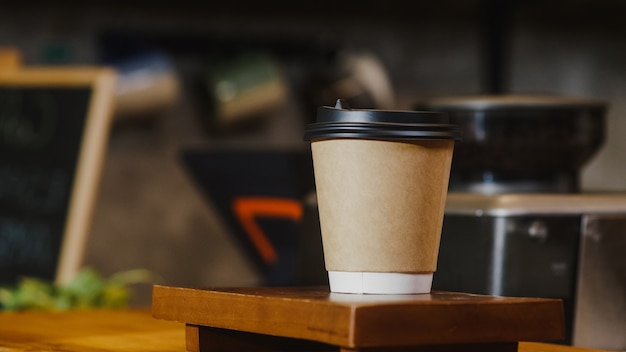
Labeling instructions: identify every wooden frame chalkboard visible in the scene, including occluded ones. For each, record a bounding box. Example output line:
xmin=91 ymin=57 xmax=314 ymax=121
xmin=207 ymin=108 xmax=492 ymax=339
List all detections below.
xmin=0 ymin=68 xmax=115 ymax=285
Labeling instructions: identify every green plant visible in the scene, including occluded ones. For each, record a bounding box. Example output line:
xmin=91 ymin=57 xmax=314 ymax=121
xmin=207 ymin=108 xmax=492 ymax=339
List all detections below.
xmin=0 ymin=267 xmax=155 ymax=311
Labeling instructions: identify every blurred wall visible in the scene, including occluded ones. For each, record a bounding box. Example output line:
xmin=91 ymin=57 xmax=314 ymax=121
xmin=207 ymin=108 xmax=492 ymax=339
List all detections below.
xmin=1 ymin=0 xmax=625 ymax=305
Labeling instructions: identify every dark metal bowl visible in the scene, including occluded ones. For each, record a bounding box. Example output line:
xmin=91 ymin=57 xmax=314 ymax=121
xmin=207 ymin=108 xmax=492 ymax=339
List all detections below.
xmin=416 ymin=95 xmax=607 ymax=193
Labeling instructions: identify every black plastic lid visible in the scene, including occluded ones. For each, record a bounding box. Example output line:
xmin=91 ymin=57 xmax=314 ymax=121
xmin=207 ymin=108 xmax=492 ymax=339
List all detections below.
xmin=304 ymin=100 xmax=459 ymax=141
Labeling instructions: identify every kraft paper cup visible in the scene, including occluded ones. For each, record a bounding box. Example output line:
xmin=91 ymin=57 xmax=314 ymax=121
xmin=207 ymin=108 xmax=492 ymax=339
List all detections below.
xmin=304 ymin=100 xmax=458 ymax=294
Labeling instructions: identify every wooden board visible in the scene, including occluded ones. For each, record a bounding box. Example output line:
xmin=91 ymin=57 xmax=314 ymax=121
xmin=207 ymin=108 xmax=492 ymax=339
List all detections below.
xmin=152 ymin=286 xmax=565 ymax=350
xmin=0 ymin=67 xmax=115 ymax=285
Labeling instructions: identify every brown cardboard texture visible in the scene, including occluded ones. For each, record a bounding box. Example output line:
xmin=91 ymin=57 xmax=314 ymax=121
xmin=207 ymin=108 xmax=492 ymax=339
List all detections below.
xmin=312 ymin=139 xmax=454 ymax=273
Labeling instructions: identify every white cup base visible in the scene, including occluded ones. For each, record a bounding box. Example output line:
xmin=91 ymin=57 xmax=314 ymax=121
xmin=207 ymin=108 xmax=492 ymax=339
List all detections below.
xmin=328 ymin=271 xmax=433 ymax=294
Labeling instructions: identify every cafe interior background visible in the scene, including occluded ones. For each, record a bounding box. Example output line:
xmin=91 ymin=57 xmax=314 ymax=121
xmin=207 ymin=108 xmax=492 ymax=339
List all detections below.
xmin=1 ymin=0 xmax=625 ymax=329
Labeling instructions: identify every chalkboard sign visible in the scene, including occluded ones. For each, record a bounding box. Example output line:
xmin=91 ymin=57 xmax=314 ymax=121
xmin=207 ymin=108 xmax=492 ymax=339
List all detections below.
xmin=0 ymin=68 xmax=116 ymax=285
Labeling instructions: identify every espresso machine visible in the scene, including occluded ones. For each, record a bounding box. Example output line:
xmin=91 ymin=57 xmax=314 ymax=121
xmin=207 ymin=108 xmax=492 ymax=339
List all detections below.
xmin=416 ymin=95 xmax=626 ymax=350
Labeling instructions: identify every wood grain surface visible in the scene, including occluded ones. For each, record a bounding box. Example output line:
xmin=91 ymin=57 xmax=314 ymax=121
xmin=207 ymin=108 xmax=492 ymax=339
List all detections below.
xmin=0 ymin=309 xmax=184 ymax=351
xmin=152 ymin=285 xmax=566 ymax=349
xmin=0 ymin=308 xmax=608 ymax=352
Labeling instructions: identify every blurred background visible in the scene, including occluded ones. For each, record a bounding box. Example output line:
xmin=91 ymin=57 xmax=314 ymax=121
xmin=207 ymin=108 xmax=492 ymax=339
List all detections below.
xmin=1 ymin=0 xmax=625 ymax=309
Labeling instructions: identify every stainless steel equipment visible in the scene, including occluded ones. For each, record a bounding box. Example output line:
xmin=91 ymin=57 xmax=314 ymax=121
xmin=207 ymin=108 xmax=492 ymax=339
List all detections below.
xmin=297 ymin=95 xmax=625 ymax=349
xmin=435 ymin=193 xmax=626 ymax=349
xmin=420 ymin=94 xmax=626 ymax=350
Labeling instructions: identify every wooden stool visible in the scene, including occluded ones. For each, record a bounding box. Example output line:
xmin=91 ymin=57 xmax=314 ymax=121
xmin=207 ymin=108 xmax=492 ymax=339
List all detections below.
xmin=152 ymin=286 xmax=564 ymax=352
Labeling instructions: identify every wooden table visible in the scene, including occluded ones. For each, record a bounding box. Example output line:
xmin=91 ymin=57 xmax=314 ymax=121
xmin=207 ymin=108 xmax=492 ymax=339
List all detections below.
xmin=0 ymin=307 xmax=609 ymax=352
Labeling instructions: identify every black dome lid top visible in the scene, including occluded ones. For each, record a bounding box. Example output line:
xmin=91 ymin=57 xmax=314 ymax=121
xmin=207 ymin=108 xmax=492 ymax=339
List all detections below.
xmin=304 ymin=100 xmax=460 ymax=141
xmin=316 ymin=104 xmax=449 ymax=124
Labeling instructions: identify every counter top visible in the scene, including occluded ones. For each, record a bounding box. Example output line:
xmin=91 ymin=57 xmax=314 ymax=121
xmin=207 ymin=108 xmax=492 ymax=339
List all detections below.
xmin=0 ymin=308 xmax=609 ymax=352
xmin=0 ymin=309 xmax=184 ymax=351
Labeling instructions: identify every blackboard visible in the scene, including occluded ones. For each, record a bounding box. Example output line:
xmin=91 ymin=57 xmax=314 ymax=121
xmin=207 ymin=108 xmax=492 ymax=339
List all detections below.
xmin=0 ymin=68 xmax=116 ymax=285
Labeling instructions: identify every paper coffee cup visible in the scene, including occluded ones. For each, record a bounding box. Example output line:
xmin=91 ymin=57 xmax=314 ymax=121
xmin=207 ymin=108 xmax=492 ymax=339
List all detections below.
xmin=304 ymin=100 xmax=458 ymax=294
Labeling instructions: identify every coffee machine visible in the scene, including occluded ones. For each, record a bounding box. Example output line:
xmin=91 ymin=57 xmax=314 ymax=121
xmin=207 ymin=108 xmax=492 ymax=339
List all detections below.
xmin=417 ymin=95 xmax=626 ymax=350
